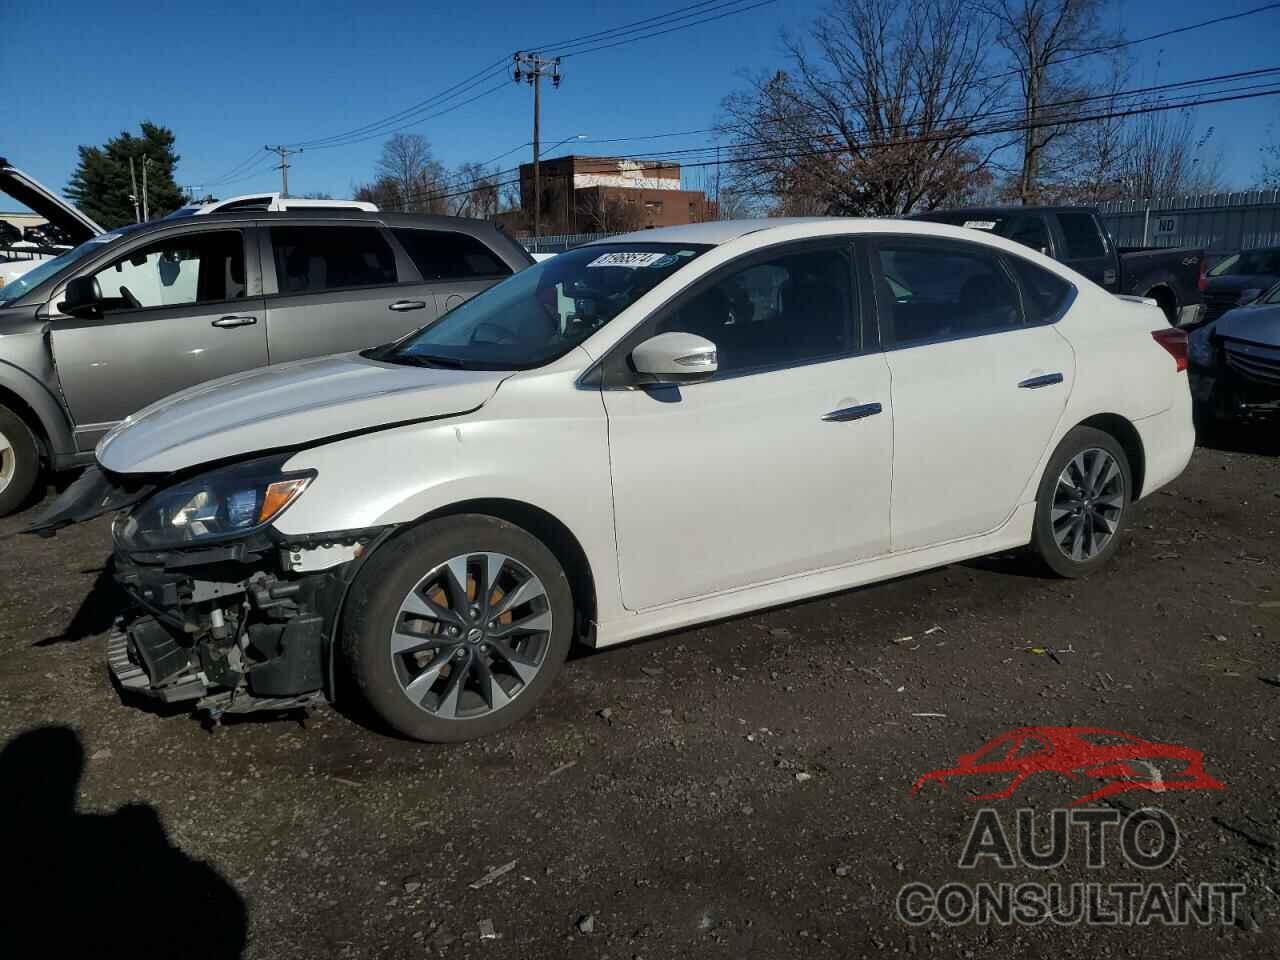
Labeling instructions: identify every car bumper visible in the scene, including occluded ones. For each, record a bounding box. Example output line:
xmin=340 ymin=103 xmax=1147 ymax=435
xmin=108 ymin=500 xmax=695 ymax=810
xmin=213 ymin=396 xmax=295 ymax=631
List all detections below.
xmin=1190 ymin=365 xmax=1280 ymax=421
xmin=1134 ymin=379 xmax=1195 ymax=499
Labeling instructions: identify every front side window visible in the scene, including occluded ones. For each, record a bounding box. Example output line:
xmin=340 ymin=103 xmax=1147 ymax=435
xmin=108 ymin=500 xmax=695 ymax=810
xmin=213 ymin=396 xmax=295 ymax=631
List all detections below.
xmin=89 ymin=230 xmax=245 ymax=312
xmin=655 ymin=246 xmax=854 ymax=376
xmin=391 ymin=228 xmax=510 ymax=281
xmin=875 ymin=241 xmax=1022 ymax=345
xmin=374 ymin=242 xmax=710 ymax=371
xmin=1057 ymin=212 xmax=1106 ymax=259
xmin=270 ymin=226 xmax=397 ymax=294
xmin=1005 ymin=216 xmax=1051 ymax=253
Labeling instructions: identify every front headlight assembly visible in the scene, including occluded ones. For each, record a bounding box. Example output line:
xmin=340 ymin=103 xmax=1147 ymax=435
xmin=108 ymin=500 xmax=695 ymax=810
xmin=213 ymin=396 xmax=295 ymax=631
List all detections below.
xmin=113 ymin=454 xmax=314 ymax=551
xmin=1186 ymin=322 xmax=1217 ymax=368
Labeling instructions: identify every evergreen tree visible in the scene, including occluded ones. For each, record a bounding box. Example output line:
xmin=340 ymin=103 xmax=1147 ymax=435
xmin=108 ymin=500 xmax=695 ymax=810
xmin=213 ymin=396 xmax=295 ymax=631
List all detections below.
xmin=66 ymin=123 xmax=184 ymax=228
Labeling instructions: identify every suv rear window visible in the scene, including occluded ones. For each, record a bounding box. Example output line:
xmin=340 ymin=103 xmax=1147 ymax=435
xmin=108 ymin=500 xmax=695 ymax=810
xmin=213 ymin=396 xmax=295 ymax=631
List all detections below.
xmin=392 ymin=229 xmax=511 ymax=281
xmin=270 ymin=225 xmax=397 ymax=293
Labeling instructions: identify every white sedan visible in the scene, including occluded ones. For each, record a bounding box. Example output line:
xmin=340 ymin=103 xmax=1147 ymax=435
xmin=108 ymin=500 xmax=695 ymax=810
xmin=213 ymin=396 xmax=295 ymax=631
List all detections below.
xmin=39 ymin=218 xmax=1195 ymax=741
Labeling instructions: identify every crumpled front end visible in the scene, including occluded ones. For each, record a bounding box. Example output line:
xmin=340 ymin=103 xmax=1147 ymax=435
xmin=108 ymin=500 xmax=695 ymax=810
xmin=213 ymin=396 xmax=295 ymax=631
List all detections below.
xmin=107 ymin=529 xmax=387 ymax=718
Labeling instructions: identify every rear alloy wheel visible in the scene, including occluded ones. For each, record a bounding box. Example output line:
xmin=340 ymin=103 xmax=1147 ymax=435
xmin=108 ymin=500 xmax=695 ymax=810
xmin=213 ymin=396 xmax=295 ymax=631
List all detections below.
xmin=0 ymin=405 xmax=40 ymax=517
xmin=1030 ymin=427 xmax=1132 ymax=578
xmin=342 ymin=515 xmax=574 ymax=742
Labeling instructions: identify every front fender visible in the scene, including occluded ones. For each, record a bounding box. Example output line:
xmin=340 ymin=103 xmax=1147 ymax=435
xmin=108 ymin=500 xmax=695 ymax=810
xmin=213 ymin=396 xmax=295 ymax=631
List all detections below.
xmin=0 ymin=355 xmax=75 ymax=459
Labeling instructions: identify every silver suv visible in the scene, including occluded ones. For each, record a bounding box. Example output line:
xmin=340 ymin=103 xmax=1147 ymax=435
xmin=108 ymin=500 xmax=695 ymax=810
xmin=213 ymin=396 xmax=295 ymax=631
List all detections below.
xmin=0 ymin=210 xmax=533 ymax=514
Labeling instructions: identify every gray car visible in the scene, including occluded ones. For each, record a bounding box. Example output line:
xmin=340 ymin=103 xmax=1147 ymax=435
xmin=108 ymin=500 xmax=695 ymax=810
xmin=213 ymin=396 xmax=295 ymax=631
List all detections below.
xmin=0 ymin=209 xmax=533 ymax=514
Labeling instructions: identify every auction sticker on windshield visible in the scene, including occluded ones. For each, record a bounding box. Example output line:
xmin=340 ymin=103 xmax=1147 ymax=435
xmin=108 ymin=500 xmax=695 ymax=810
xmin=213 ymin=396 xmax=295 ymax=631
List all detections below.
xmin=586 ymin=252 xmax=670 ymax=268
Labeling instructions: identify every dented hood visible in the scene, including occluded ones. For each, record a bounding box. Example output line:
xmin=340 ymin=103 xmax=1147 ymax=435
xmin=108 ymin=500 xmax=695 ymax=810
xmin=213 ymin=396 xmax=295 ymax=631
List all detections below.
xmin=96 ymin=352 xmax=508 ymax=474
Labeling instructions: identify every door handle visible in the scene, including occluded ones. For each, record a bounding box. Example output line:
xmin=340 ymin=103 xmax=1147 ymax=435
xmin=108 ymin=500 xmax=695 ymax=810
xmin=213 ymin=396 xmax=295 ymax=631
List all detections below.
xmin=388 ymin=300 xmax=428 ymax=312
xmin=211 ymin=315 xmax=258 ymax=328
xmin=1018 ymin=373 xmax=1064 ymax=389
xmin=822 ymin=402 xmax=883 ymax=422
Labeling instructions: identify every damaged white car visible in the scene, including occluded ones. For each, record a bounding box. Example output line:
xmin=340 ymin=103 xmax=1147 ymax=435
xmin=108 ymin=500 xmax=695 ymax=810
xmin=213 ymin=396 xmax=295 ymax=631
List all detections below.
xmin=31 ymin=219 xmax=1195 ymax=741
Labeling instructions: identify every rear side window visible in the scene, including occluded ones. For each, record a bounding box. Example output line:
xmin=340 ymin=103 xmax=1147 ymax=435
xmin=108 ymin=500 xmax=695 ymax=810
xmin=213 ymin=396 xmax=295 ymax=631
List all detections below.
xmin=1057 ymin=213 xmax=1106 ymax=259
xmin=270 ymin=226 xmax=397 ymax=294
xmin=1007 ymin=256 xmax=1073 ymax=323
xmin=874 ymin=241 xmax=1022 ymax=345
xmin=392 ymin=229 xmax=511 ymax=281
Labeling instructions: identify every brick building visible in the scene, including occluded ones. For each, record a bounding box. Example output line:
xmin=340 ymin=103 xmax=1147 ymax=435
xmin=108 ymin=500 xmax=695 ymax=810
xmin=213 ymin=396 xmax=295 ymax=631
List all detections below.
xmin=505 ymin=155 xmax=715 ymax=235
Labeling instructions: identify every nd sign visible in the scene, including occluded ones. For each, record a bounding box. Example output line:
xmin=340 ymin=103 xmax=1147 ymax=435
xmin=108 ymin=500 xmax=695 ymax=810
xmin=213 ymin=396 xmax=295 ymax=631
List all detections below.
xmin=1154 ymin=215 xmax=1179 ymax=236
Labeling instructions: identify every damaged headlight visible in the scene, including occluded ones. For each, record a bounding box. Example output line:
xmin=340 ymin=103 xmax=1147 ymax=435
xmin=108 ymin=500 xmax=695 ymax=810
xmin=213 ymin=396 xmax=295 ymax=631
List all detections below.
xmin=1187 ymin=322 xmax=1216 ymax=368
xmin=113 ymin=453 xmax=314 ymax=550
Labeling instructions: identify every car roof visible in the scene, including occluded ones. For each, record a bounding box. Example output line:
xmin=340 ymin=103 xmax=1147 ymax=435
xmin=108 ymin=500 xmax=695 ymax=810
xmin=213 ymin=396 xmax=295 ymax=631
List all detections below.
xmin=910 ymin=206 xmax=1093 ymax=219
xmin=115 ymin=210 xmax=508 ymax=239
xmin=596 ymin=217 xmax=882 ymax=247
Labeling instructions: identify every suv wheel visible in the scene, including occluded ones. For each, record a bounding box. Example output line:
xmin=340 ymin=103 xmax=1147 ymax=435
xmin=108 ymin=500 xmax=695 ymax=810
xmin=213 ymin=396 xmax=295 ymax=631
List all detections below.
xmin=1030 ymin=427 xmax=1132 ymax=578
xmin=0 ymin=405 xmax=39 ymax=516
xmin=341 ymin=515 xmax=574 ymax=742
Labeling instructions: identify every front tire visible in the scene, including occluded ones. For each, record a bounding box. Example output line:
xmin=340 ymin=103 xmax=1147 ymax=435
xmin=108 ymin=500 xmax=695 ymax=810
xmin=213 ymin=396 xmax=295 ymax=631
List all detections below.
xmin=1030 ymin=427 xmax=1132 ymax=578
xmin=340 ymin=515 xmax=574 ymax=742
xmin=0 ymin=405 xmax=40 ymax=517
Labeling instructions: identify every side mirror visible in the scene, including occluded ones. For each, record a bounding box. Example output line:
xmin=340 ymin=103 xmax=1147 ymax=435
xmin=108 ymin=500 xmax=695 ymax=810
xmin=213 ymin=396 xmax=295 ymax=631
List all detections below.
xmin=59 ymin=276 xmax=104 ymax=318
xmin=630 ymin=332 xmax=718 ymax=384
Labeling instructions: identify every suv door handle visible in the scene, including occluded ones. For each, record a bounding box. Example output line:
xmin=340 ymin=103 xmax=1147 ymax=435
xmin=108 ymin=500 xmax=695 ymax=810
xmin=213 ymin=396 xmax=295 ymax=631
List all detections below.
xmin=1018 ymin=373 xmax=1064 ymax=389
xmin=389 ymin=300 xmax=427 ymax=312
xmin=211 ymin=315 xmax=258 ymax=328
xmin=822 ymin=402 xmax=883 ymax=422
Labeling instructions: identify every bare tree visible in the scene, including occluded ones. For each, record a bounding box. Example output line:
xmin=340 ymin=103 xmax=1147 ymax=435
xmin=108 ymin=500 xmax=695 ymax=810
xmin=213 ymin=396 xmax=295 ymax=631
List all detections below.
xmin=984 ymin=0 xmax=1119 ymax=204
xmin=375 ymin=133 xmax=447 ymax=213
xmin=1262 ymin=129 xmax=1280 ymax=189
xmin=576 ymin=189 xmax=643 ymax=233
xmin=719 ymin=0 xmax=1003 ymax=216
xmin=1115 ymin=109 xmax=1223 ymax=199
xmin=449 ymin=162 xmax=500 ymax=219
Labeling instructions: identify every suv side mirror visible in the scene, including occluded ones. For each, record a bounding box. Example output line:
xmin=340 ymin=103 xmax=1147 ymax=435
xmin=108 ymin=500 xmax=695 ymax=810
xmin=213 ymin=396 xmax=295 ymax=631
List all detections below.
xmin=59 ymin=276 xmax=104 ymax=318
xmin=630 ymin=332 xmax=718 ymax=384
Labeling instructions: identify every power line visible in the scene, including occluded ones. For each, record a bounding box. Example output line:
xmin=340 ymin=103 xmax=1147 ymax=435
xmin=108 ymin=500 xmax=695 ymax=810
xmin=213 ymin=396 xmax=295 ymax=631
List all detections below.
xmin=390 ymin=73 xmax=1280 ymax=210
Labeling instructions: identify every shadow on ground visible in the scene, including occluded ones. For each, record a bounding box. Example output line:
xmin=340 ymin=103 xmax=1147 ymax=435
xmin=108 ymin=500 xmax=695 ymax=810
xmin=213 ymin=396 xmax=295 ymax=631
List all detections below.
xmin=36 ymin=562 xmax=121 ymax=647
xmin=0 ymin=726 xmax=247 ymax=959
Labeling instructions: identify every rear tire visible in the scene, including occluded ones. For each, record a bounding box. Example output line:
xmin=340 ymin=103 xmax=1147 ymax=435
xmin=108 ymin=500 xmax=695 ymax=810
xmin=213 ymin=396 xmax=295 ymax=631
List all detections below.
xmin=1030 ymin=427 xmax=1132 ymax=578
xmin=340 ymin=514 xmax=574 ymax=742
xmin=0 ymin=405 xmax=40 ymax=517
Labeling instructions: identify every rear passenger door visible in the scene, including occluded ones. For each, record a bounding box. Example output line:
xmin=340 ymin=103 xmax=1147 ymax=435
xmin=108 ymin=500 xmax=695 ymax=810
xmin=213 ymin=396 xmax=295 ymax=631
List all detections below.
xmin=261 ymin=222 xmax=431 ymax=363
xmin=389 ymin=227 xmax=514 ymax=315
xmin=870 ymin=236 xmax=1076 ymax=551
xmin=1051 ymin=211 xmax=1117 ymax=291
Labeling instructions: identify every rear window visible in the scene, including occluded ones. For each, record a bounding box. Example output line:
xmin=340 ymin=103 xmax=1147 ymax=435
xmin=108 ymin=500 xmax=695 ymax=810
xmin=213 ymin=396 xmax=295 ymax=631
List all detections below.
xmin=392 ymin=228 xmax=511 ymax=281
xmin=1057 ymin=212 xmax=1106 ymax=259
xmin=1208 ymin=249 xmax=1280 ymax=277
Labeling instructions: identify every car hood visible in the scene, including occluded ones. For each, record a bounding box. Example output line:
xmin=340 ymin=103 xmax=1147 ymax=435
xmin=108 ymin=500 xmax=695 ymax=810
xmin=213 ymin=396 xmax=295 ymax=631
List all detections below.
xmin=96 ymin=353 xmax=509 ymax=474
xmin=1214 ymin=302 xmax=1280 ymax=346
xmin=0 ymin=157 xmax=102 ymax=243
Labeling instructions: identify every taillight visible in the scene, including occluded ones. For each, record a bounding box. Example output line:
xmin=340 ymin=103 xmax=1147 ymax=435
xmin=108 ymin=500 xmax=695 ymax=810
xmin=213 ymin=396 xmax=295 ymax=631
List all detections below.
xmin=1197 ymin=256 xmax=1208 ymax=291
xmin=1152 ymin=328 xmax=1188 ymax=372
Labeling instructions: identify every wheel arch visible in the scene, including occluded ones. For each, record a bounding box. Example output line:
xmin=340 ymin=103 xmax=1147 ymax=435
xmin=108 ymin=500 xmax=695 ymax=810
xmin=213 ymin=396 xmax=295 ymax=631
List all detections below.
xmin=0 ymin=365 xmax=75 ymax=466
xmin=1074 ymin=413 xmax=1146 ymax=500
xmin=395 ymin=497 xmax=599 ymax=644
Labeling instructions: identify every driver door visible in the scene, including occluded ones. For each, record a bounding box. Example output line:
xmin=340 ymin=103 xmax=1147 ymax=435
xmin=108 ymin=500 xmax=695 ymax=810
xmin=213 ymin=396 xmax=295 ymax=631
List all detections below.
xmin=49 ymin=226 xmax=267 ymax=453
xmin=599 ymin=240 xmax=894 ymax=610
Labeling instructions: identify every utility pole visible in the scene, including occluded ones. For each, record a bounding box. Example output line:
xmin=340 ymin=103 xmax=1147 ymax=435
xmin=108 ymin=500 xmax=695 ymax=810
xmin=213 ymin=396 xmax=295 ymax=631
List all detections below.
xmin=264 ymin=145 xmax=300 ymax=197
xmin=512 ymin=52 xmax=561 ymax=239
xmin=141 ymin=156 xmax=150 ymax=222
xmin=128 ymin=157 xmax=141 ymax=223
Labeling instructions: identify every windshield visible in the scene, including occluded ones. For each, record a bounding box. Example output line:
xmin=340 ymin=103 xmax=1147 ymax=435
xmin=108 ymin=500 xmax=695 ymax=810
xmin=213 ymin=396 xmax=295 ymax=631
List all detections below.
xmin=1209 ymin=249 xmax=1280 ymax=277
xmin=0 ymin=233 xmax=123 ymax=306
xmin=373 ymin=242 xmax=711 ymax=370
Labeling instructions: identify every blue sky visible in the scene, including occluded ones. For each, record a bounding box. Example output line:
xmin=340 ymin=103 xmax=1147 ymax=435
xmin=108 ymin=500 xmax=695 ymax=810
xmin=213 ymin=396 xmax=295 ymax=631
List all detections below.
xmin=3 ymin=0 xmax=1277 ymax=209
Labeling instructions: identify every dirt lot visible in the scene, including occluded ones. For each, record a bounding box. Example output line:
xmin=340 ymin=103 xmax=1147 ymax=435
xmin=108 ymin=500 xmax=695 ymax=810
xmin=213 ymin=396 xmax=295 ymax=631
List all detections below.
xmin=1 ymin=430 xmax=1277 ymax=959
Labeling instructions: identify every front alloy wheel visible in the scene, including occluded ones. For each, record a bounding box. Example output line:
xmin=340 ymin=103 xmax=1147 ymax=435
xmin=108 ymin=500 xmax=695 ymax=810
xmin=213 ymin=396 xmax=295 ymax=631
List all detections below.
xmin=342 ymin=515 xmax=574 ymax=742
xmin=391 ymin=552 xmax=553 ymax=720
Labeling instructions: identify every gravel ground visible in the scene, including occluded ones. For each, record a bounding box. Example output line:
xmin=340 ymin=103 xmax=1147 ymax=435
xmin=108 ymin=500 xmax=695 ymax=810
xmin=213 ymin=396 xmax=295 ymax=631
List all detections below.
xmin=0 ymin=429 xmax=1277 ymax=959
